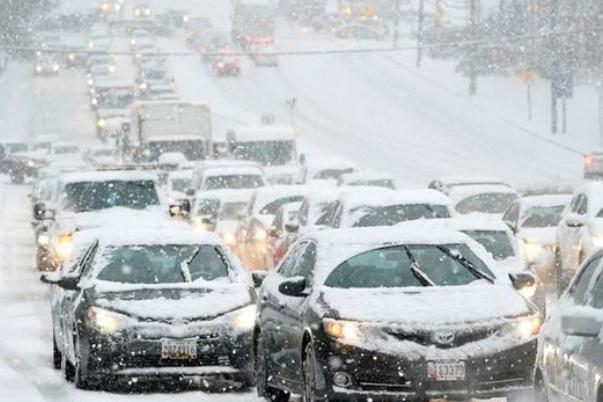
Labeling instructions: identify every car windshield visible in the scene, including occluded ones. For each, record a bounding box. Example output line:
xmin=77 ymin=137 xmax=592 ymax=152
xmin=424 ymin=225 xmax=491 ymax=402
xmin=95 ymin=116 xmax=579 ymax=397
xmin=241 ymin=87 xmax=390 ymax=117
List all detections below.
xmin=314 ymin=168 xmax=354 ymax=180
xmin=147 ymin=140 xmax=205 ymax=161
xmin=352 ymin=204 xmax=451 ymax=227
xmin=219 ymin=201 xmax=248 ymax=220
xmin=522 ymin=205 xmax=565 ymax=227
xmin=61 ymin=180 xmax=159 ymax=212
xmin=204 ymin=174 xmax=264 ymax=190
xmin=4 ymin=143 xmax=27 ymax=153
xmin=456 ymin=193 xmax=517 ymax=214
xmin=325 ymin=244 xmax=494 ymax=289
xmin=258 ymin=195 xmax=304 ymax=215
xmin=462 ymin=230 xmax=515 ymax=260
xmin=95 ymin=245 xmax=229 ymax=284
xmin=52 ymin=146 xmax=79 ymax=154
xmin=170 ymin=178 xmax=190 ymax=193
xmin=233 ymin=140 xmax=294 ymax=166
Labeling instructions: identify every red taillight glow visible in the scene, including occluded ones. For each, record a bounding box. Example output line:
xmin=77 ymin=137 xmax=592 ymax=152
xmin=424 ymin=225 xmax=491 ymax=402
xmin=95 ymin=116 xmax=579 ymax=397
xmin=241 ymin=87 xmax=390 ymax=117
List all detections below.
xmin=585 ymin=155 xmax=596 ymax=166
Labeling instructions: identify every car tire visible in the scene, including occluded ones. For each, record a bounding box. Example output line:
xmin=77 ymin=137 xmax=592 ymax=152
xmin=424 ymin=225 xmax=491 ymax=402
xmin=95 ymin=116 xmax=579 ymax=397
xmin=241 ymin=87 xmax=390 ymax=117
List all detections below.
xmin=74 ymin=338 xmax=97 ymax=390
xmin=63 ymin=354 xmax=75 ymax=382
xmin=303 ymin=341 xmax=318 ymax=402
xmin=255 ymin=332 xmax=289 ymax=402
xmin=52 ymin=333 xmax=62 ymax=370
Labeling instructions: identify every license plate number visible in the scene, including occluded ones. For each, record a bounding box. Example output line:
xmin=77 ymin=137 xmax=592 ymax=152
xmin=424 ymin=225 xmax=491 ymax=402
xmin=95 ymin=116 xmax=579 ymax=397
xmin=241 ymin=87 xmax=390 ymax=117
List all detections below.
xmin=427 ymin=361 xmax=465 ymax=381
xmin=161 ymin=339 xmax=197 ymax=360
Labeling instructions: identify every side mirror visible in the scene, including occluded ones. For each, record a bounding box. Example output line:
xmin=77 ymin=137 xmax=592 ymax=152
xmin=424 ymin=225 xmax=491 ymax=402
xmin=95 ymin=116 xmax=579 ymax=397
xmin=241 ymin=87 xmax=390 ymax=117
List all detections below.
xmin=33 ymin=202 xmax=46 ymax=220
xmin=509 ymin=272 xmax=536 ymax=292
xmin=44 ymin=209 xmax=56 ymax=221
xmin=40 ymin=274 xmax=80 ymax=291
xmin=278 ymin=276 xmax=307 ymax=297
xmin=252 ymin=271 xmax=268 ymax=288
xmin=169 ymin=199 xmax=191 ymax=218
xmin=566 ymin=214 xmax=586 ymax=228
xmin=562 ymin=310 xmax=602 ymax=337
xmin=299 ymin=153 xmax=306 ymax=166
xmin=285 ymin=222 xmax=299 ymax=234
xmin=185 ymin=188 xmax=196 ymax=197
xmin=504 ymin=220 xmax=517 ymax=234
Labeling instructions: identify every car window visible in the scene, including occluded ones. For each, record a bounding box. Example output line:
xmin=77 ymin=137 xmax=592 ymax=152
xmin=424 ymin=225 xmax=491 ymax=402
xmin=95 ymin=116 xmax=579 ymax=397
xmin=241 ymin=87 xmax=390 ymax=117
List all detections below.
xmin=455 ymin=193 xmax=518 ymax=215
xmin=259 ymin=196 xmax=304 ymax=215
xmin=570 ymin=255 xmax=603 ymax=304
xmin=278 ymin=241 xmax=306 ymax=278
xmin=502 ymin=202 xmax=519 ymax=225
xmin=578 ymin=195 xmax=588 ymax=215
xmin=352 ymin=204 xmax=451 ymax=227
xmin=289 ymin=242 xmax=317 ymax=279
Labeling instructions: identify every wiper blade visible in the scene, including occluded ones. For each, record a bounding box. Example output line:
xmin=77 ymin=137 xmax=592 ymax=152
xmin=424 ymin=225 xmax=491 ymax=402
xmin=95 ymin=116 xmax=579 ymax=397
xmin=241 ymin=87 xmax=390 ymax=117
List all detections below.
xmin=437 ymin=245 xmax=495 ymax=283
xmin=179 ymin=246 xmax=200 ymax=283
xmin=402 ymin=245 xmax=435 ymax=287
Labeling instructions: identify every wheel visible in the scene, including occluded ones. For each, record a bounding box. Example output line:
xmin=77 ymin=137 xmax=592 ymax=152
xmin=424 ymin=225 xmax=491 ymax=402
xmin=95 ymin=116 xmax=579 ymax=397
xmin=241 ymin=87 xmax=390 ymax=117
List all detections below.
xmin=303 ymin=341 xmax=318 ymax=402
xmin=73 ymin=338 xmax=97 ymax=390
xmin=255 ymin=332 xmax=290 ymax=402
xmin=63 ymin=353 xmax=75 ymax=382
xmin=52 ymin=333 xmax=61 ymax=369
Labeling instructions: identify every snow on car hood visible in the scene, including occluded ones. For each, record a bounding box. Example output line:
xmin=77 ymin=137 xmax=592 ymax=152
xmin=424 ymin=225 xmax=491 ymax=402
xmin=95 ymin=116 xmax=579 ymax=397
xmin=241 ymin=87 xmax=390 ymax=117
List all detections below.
xmin=92 ymin=281 xmax=252 ymax=321
xmin=57 ymin=207 xmax=166 ymax=233
xmin=322 ymin=283 xmax=531 ymax=328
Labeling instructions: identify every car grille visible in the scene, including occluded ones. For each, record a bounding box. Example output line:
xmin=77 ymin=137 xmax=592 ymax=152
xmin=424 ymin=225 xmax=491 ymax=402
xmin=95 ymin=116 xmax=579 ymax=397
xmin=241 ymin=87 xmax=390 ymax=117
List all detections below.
xmin=385 ymin=327 xmax=497 ymax=348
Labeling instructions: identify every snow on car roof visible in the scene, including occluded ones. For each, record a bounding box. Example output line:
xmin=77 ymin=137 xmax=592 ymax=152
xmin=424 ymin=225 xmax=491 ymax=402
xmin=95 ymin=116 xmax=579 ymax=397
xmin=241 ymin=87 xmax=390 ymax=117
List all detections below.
xmin=520 ymin=194 xmax=572 ymax=208
xmin=195 ymin=159 xmax=263 ymax=170
xmin=448 ymin=215 xmax=511 ymax=232
xmin=447 ymin=184 xmax=519 ymax=203
xmin=204 ymin=166 xmax=265 ymax=177
xmin=197 ymin=188 xmax=255 ymax=203
xmin=59 ymin=169 xmax=158 ymax=184
xmin=307 ymin=156 xmax=357 ymax=171
xmin=341 ymin=171 xmax=393 ymax=182
xmin=168 ymin=169 xmax=193 ymax=180
xmin=230 ymin=125 xmax=296 ymax=141
xmin=340 ymin=189 xmax=452 ymax=208
xmin=437 ymin=175 xmax=510 ymax=187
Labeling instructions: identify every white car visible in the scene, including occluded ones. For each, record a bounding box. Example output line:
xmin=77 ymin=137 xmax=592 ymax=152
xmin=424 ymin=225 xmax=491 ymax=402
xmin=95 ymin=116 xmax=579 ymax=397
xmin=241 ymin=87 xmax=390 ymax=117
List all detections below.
xmin=447 ymin=183 xmax=519 ymax=217
xmin=503 ymin=194 xmax=571 ymax=281
xmin=556 ymin=182 xmax=603 ymax=293
xmin=301 ymin=157 xmax=357 ymax=186
xmin=338 ymin=171 xmax=396 ymax=189
xmin=197 ymin=166 xmax=266 ymax=192
xmin=166 ymin=168 xmax=192 ymax=202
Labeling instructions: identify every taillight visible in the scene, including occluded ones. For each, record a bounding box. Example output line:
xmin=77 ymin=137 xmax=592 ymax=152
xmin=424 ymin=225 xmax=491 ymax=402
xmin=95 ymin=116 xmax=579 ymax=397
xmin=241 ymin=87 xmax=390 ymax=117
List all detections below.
xmin=585 ymin=155 xmax=596 ymax=166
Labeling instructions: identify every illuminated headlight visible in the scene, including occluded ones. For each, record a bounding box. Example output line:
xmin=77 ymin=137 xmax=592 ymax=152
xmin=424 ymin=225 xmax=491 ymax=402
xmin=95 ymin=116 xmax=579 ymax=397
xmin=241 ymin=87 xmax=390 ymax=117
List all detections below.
xmin=134 ymin=9 xmax=141 ymax=16
xmin=88 ymin=41 xmax=95 ymax=49
xmin=139 ymin=82 xmax=148 ymax=91
xmin=523 ymin=240 xmax=545 ymax=262
xmin=592 ymin=236 xmax=603 ymax=249
xmin=228 ymin=304 xmax=256 ymax=331
xmin=108 ymin=65 xmax=116 ymax=74
xmin=499 ymin=315 xmax=541 ymax=340
xmin=130 ymin=38 xmax=136 ymax=46
xmin=144 ymin=9 xmax=151 ymax=16
xmin=183 ymin=15 xmax=190 ymax=23
xmin=217 ymin=62 xmax=225 ymax=69
xmin=114 ymin=3 xmax=121 ymax=11
xmin=52 ymin=64 xmax=60 ymax=72
xmin=37 ymin=232 xmax=50 ymax=246
xmin=55 ymin=233 xmax=73 ymax=260
xmin=101 ymin=3 xmax=110 ymax=11
xmin=323 ymin=318 xmax=362 ymax=342
xmin=36 ymin=65 xmax=42 ymax=73
xmin=87 ymin=306 xmax=131 ymax=334
xmin=254 ymin=228 xmax=267 ymax=241
xmin=97 ymin=118 xmax=107 ymax=128
xmin=26 ymin=159 xmax=36 ymax=168
xmin=91 ymin=97 xmax=98 ymax=106
xmin=68 ymin=53 xmax=75 ymax=61
xmin=87 ymin=78 xmax=94 ymax=86
xmin=221 ymin=232 xmax=236 ymax=245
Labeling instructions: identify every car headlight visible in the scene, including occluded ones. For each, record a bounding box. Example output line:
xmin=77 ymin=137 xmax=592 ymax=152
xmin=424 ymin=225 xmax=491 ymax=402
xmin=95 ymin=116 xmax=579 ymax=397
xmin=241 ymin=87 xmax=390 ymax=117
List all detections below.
xmin=523 ymin=240 xmax=545 ymax=262
xmin=254 ymin=228 xmax=267 ymax=241
xmin=91 ymin=97 xmax=98 ymax=106
xmin=68 ymin=53 xmax=75 ymax=61
xmin=134 ymin=9 xmax=141 ymax=16
xmin=139 ymin=82 xmax=148 ymax=91
xmin=221 ymin=231 xmax=236 ymax=245
xmin=87 ymin=78 xmax=94 ymax=86
xmin=229 ymin=304 xmax=256 ymax=331
xmin=87 ymin=306 xmax=130 ymax=334
xmin=55 ymin=233 xmax=73 ymax=260
xmin=97 ymin=118 xmax=107 ymax=128
xmin=323 ymin=318 xmax=362 ymax=342
xmin=36 ymin=65 xmax=42 ymax=72
xmin=88 ymin=41 xmax=95 ymax=49
xmin=37 ymin=232 xmax=50 ymax=246
xmin=109 ymin=65 xmax=116 ymax=74
xmin=499 ymin=315 xmax=541 ymax=340
xmin=52 ymin=64 xmax=60 ymax=72
xmin=26 ymin=159 xmax=36 ymax=168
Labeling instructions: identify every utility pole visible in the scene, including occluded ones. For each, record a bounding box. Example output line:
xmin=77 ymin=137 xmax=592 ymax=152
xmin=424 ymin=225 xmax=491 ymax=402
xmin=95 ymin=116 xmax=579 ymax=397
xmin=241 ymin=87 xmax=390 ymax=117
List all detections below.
xmin=393 ymin=0 xmax=401 ymax=47
xmin=468 ymin=0 xmax=479 ymax=95
xmin=550 ymin=0 xmax=559 ymax=134
xmin=416 ymin=0 xmax=425 ymax=66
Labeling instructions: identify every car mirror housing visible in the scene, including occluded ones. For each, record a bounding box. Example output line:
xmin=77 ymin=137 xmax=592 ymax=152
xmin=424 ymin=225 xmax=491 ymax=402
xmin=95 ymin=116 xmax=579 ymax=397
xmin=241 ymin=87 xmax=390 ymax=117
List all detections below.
xmin=278 ymin=276 xmax=307 ymax=297
xmin=566 ymin=213 xmax=586 ymax=228
xmin=252 ymin=271 xmax=268 ymax=288
xmin=33 ymin=202 xmax=46 ymax=220
xmin=561 ymin=310 xmax=602 ymax=337
xmin=285 ymin=223 xmax=300 ymax=234
xmin=509 ymin=272 xmax=536 ymax=292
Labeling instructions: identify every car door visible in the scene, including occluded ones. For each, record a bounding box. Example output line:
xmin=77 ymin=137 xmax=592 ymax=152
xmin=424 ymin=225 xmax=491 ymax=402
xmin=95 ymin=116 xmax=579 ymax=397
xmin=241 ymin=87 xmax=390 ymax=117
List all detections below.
xmin=258 ymin=241 xmax=306 ymax=381
xmin=560 ymin=194 xmax=585 ymax=269
xmin=279 ymin=242 xmax=317 ymax=382
xmin=544 ymin=255 xmax=603 ymax=401
xmin=571 ymin=195 xmax=589 ymax=267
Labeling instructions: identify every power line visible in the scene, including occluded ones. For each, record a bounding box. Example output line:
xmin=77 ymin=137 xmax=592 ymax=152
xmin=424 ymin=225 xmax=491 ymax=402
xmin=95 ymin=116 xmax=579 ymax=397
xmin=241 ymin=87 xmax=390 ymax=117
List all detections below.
xmin=3 ymin=27 xmax=602 ymax=58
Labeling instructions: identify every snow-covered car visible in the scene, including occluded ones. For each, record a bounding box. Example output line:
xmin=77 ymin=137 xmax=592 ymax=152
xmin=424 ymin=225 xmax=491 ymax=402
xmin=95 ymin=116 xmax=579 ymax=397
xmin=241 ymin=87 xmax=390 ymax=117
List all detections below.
xmin=325 ymin=189 xmax=452 ymax=228
xmin=555 ymin=182 xmax=603 ymax=293
xmin=447 ymin=183 xmax=519 ymax=217
xmin=583 ymin=151 xmax=603 ymax=179
xmin=191 ymin=189 xmax=254 ymax=248
xmin=298 ymin=187 xmax=351 ymax=233
xmin=129 ymin=28 xmax=154 ymax=47
xmin=338 ymin=171 xmax=396 ymax=189
xmin=166 ymin=168 xmax=192 ymax=202
xmin=34 ymin=55 xmax=61 ymax=76
xmin=333 ymin=22 xmax=386 ymax=40
xmin=139 ymin=82 xmax=179 ymax=101
xmin=41 ymin=225 xmax=255 ymax=390
xmin=197 ymin=30 xmax=229 ymax=63
xmin=301 ymin=157 xmax=357 ymax=186
xmin=32 ymin=134 xmax=60 ymax=153
xmin=213 ymin=48 xmax=241 ymax=77
xmin=249 ymin=44 xmax=278 ymax=67
xmin=34 ymin=170 xmax=167 ymax=271
xmin=503 ymin=194 xmax=571 ymax=281
xmin=267 ymin=201 xmax=302 ymax=266
xmin=0 ymin=139 xmax=28 ymax=155
xmin=535 ymin=248 xmax=603 ymax=402
xmin=428 ymin=175 xmax=513 ymax=195
xmin=84 ymin=146 xmax=119 ymax=166
xmin=236 ymin=185 xmax=308 ymax=270
xmin=195 ymin=165 xmax=266 ymax=193
xmin=254 ymin=223 xmax=540 ymax=402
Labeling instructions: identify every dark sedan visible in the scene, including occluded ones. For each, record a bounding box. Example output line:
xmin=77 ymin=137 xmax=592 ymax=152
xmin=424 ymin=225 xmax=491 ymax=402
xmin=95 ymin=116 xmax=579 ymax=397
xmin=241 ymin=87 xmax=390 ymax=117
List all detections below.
xmin=254 ymin=223 xmax=541 ymax=402
xmin=41 ymin=228 xmax=256 ymax=390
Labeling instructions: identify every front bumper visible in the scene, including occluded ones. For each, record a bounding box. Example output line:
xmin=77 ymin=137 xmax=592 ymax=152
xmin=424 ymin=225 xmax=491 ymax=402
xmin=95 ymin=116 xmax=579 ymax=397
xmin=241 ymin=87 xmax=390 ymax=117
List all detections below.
xmin=81 ymin=326 xmax=253 ymax=382
xmin=316 ymin=337 xmax=536 ymax=401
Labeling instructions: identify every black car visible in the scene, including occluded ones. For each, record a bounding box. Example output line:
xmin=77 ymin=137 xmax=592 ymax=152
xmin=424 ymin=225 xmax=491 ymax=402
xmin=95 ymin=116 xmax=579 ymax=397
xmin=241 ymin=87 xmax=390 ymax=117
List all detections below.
xmin=41 ymin=227 xmax=256 ymax=390
xmin=254 ymin=224 xmax=540 ymax=402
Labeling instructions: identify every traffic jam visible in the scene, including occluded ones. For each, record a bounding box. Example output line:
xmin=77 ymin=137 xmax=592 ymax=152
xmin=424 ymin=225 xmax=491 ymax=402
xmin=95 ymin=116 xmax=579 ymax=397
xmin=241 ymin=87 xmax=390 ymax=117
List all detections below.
xmin=1 ymin=0 xmax=603 ymax=401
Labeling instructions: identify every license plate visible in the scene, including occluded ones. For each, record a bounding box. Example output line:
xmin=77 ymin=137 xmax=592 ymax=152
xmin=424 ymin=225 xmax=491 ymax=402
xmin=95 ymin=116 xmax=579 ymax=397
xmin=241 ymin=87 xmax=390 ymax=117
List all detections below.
xmin=161 ymin=339 xmax=197 ymax=360
xmin=427 ymin=361 xmax=466 ymax=381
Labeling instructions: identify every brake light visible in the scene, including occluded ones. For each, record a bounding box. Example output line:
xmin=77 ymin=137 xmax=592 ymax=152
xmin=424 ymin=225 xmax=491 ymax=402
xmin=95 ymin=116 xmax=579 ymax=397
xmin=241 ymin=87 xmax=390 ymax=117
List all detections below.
xmin=585 ymin=155 xmax=596 ymax=167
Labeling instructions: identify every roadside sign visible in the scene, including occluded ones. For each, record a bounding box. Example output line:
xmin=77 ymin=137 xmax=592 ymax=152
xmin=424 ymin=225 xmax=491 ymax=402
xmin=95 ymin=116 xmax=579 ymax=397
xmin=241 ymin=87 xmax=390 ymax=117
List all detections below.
xmin=553 ymin=71 xmax=574 ymax=98
xmin=517 ymin=68 xmax=537 ymax=86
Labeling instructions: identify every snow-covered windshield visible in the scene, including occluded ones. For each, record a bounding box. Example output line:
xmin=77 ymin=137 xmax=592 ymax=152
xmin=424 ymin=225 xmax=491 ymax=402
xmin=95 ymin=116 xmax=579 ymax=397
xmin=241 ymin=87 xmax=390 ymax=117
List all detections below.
xmin=462 ymin=230 xmax=515 ymax=261
xmin=96 ymin=245 xmax=229 ymax=284
xmin=259 ymin=195 xmax=304 ymax=215
xmin=205 ymin=175 xmax=264 ymax=190
xmin=61 ymin=180 xmax=159 ymax=212
xmin=195 ymin=198 xmax=220 ymax=216
xmin=233 ymin=140 xmax=294 ymax=166
xmin=325 ymin=244 xmax=493 ymax=289
xmin=523 ymin=205 xmax=565 ymax=227
xmin=219 ymin=202 xmax=248 ymax=220
xmin=456 ymin=193 xmax=518 ymax=214
xmin=352 ymin=204 xmax=451 ymax=227
xmin=147 ymin=140 xmax=205 ymax=161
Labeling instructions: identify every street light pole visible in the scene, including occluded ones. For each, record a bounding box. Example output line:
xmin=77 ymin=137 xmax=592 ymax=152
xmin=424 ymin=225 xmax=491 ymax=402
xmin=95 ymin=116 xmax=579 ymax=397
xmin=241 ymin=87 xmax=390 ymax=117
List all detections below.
xmin=416 ymin=0 xmax=425 ymax=66
xmin=393 ymin=0 xmax=401 ymax=47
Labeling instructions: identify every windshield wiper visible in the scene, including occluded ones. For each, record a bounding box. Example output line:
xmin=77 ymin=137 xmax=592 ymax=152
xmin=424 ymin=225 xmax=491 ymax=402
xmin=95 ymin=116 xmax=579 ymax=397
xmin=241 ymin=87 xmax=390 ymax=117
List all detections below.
xmin=179 ymin=246 xmax=200 ymax=283
xmin=401 ymin=246 xmax=435 ymax=287
xmin=436 ymin=245 xmax=495 ymax=283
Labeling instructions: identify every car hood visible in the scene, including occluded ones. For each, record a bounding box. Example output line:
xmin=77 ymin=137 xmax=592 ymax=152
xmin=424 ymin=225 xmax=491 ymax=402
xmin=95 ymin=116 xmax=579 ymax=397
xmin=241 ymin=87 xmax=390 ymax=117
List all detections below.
xmin=519 ymin=227 xmax=556 ymax=246
xmin=57 ymin=207 xmax=165 ymax=233
xmin=91 ymin=282 xmax=252 ymax=322
xmin=322 ymin=284 xmax=531 ymax=328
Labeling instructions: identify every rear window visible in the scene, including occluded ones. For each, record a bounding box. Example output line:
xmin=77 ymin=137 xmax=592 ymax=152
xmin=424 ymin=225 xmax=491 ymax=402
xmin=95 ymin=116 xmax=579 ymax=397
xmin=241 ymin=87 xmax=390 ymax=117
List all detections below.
xmin=522 ymin=205 xmax=565 ymax=227
xmin=456 ymin=193 xmax=517 ymax=214
xmin=352 ymin=204 xmax=451 ymax=227
xmin=204 ymin=175 xmax=264 ymax=190
xmin=462 ymin=230 xmax=515 ymax=261
xmin=325 ymin=244 xmax=493 ymax=289
xmin=61 ymin=180 xmax=159 ymax=212
xmin=259 ymin=195 xmax=304 ymax=215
